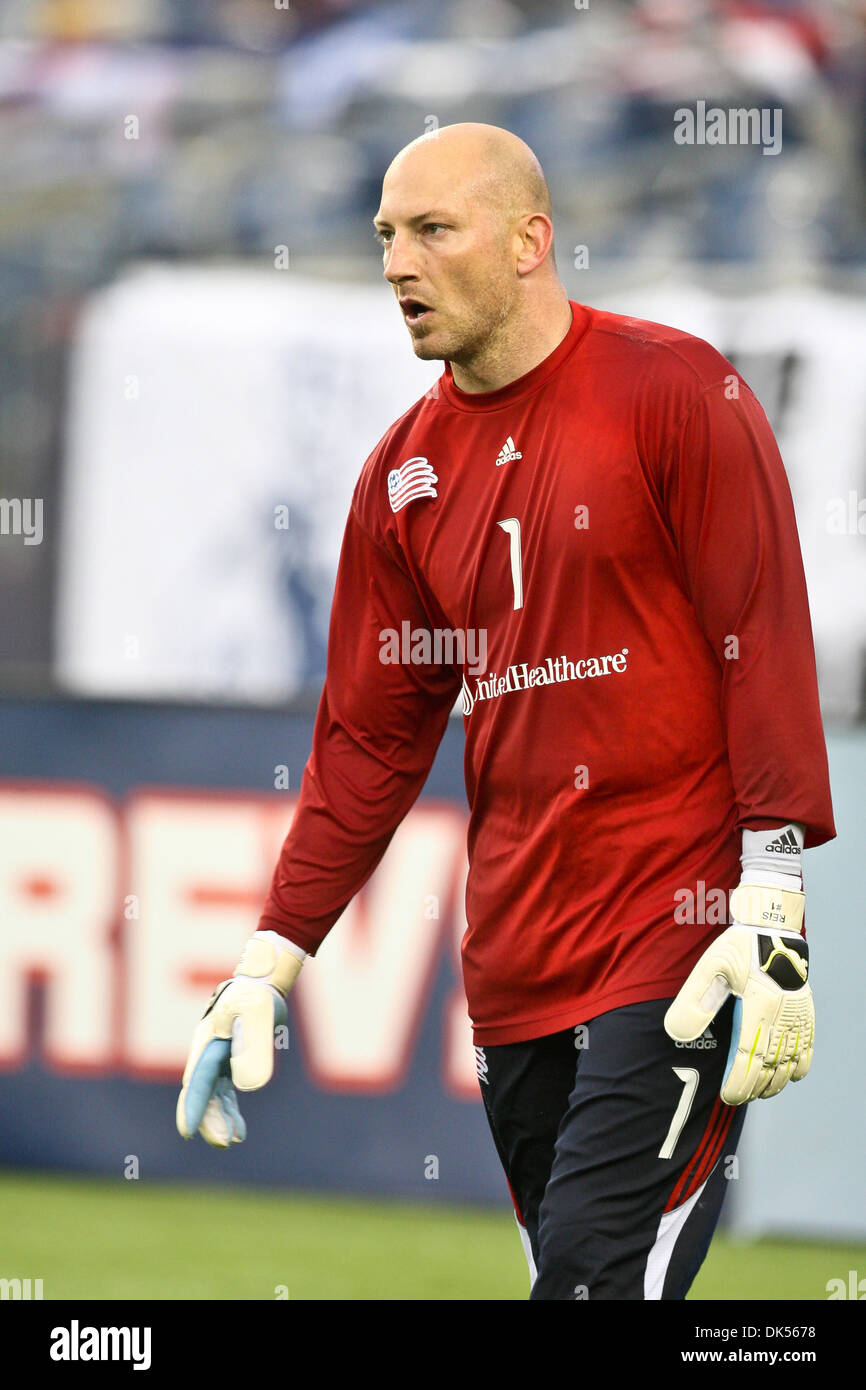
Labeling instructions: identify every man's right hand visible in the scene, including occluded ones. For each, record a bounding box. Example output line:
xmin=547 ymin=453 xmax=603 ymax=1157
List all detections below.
xmin=176 ymin=935 xmax=304 ymax=1148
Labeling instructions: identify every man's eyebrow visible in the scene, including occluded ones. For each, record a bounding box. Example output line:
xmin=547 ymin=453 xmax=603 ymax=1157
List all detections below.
xmin=373 ymin=209 xmax=453 ymax=229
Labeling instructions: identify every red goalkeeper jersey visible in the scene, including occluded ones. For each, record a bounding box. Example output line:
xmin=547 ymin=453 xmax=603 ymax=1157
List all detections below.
xmin=258 ymin=302 xmax=835 ymax=1044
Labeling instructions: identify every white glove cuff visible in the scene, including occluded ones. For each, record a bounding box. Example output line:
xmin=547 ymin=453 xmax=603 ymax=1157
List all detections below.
xmin=234 ymin=934 xmax=305 ymax=995
xmin=253 ymin=929 xmax=308 ymax=962
xmin=729 ymin=882 xmax=805 ymax=936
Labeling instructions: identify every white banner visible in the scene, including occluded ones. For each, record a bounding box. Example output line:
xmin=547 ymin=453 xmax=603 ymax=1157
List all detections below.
xmin=57 ymin=268 xmax=866 ymax=717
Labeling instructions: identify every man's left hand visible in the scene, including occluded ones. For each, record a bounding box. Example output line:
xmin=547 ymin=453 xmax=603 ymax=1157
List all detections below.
xmin=664 ymin=883 xmax=812 ymax=1105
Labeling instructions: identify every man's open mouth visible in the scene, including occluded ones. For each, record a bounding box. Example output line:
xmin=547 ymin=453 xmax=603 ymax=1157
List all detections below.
xmin=400 ymin=298 xmax=433 ymax=326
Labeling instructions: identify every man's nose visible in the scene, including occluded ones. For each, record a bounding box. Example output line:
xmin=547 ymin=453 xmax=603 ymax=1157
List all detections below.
xmin=383 ymin=233 xmax=419 ymax=284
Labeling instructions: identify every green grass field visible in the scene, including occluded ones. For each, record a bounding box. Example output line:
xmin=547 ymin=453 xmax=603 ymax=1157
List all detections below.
xmin=0 ymin=1172 xmax=860 ymax=1300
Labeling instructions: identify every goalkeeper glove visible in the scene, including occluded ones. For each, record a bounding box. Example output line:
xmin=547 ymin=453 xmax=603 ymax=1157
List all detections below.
xmin=664 ymin=826 xmax=812 ymax=1105
xmin=176 ymin=933 xmax=304 ymax=1148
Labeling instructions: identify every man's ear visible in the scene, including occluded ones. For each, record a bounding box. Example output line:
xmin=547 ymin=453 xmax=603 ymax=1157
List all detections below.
xmin=515 ymin=213 xmax=554 ymax=276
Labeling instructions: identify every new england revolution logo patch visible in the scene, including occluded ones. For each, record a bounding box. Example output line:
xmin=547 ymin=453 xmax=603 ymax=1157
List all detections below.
xmin=387 ymin=457 xmax=438 ymax=514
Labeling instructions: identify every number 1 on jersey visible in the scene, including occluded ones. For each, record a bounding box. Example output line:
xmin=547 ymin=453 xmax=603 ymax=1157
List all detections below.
xmin=497 ymin=517 xmax=524 ymax=611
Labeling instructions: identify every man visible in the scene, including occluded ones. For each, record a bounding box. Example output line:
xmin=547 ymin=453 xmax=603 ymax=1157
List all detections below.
xmin=177 ymin=124 xmax=835 ymax=1300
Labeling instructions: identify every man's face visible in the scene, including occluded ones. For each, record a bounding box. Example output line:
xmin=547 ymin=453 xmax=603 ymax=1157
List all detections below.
xmin=374 ymin=152 xmax=518 ymax=366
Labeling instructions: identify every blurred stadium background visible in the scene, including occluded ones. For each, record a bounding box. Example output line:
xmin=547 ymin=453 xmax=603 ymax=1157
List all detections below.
xmin=0 ymin=0 xmax=865 ymax=1301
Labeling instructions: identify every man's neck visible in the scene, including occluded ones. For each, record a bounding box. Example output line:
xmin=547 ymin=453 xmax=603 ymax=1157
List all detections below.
xmin=449 ymin=289 xmax=573 ymax=394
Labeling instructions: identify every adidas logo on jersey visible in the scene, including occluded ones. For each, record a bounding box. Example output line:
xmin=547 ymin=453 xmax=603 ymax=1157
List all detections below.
xmin=675 ymin=1027 xmax=717 ymax=1050
xmin=766 ymin=829 xmax=801 ymax=856
xmin=495 ymin=436 xmax=522 ymax=466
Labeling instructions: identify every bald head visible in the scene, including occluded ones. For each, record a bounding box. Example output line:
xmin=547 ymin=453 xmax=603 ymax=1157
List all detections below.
xmin=374 ymin=123 xmax=566 ymax=388
xmin=385 ymin=123 xmax=553 ymax=229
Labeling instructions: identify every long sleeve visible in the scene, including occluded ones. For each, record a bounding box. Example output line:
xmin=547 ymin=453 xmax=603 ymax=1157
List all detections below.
xmin=658 ymin=376 xmax=835 ymax=849
xmin=257 ymin=501 xmax=461 ymax=952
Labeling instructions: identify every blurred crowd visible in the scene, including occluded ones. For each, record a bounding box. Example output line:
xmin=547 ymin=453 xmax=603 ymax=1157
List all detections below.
xmin=1 ymin=0 xmax=864 ymax=691
xmin=3 ymin=0 xmax=865 ymax=268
